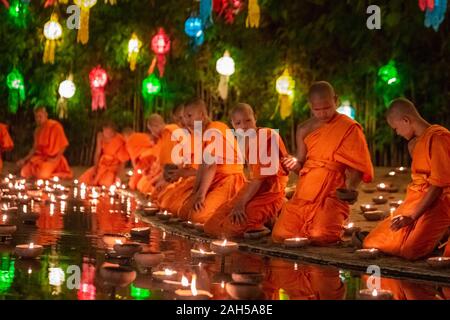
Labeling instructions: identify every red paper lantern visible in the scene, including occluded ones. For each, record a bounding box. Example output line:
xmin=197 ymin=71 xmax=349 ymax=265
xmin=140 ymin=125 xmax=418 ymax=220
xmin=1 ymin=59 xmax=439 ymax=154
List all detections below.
xmin=89 ymin=66 xmax=108 ymax=111
xmin=150 ymin=28 xmax=170 ymax=77
xmin=418 ymin=0 xmax=434 ymax=11
xmin=1 ymin=0 xmax=10 ymax=8
xmin=213 ymin=0 xmax=242 ymax=24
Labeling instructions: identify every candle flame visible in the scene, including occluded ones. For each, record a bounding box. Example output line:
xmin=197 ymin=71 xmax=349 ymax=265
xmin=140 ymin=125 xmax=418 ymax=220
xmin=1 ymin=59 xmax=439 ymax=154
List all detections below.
xmin=115 ymin=239 xmax=123 ymax=245
xmin=378 ymin=183 xmax=386 ymax=188
xmin=199 ymin=249 xmax=205 ymax=254
xmin=221 ymin=239 xmax=228 ymax=246
xmin=29 ymin=243 xmax=34 ymax=249
xmin=438 ymin=257 xmax=443 ymax=261
xmin=372 ymin=289 xmax=378 ymax=297
xmin=221 ymin=281 xmax=225 ymax=289
xmin=347 ymin=222 xmax=354 ymax=228
xmin=137 ymin=169 xmax=142 ymax=175
xmin=181 ymin=275 xmax=189 ymax=287
xmin=164 ymin=268 xmax=175 ymax=276
xmin=190 ymin=274 xmax=198 ymax=296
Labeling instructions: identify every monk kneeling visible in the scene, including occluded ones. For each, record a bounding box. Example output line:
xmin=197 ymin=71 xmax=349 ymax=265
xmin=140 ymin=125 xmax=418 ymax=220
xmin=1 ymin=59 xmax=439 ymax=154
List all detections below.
xmin=272 ymin=82 xmax=374 ymax=245
xmin=204 ymin=103 xmax=289 ymax=238
xmin=0 ymin=123 xmax=14 ymax=174
xmin=79 ymin=121 xmax=129 ymax=186
xmin=363 ymin=98 xmax=450 ymax=260
xmin=17 ymin=106 xmax=72 ymax=180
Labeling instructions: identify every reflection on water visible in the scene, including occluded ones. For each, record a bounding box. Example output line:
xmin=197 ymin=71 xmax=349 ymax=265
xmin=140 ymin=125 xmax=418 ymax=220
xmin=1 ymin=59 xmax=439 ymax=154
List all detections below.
xmin=0 ymin=184 xmax=449 ymax=300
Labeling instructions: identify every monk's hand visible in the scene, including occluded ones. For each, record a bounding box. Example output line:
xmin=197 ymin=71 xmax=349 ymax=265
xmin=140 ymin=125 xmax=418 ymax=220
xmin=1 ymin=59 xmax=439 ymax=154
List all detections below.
xmin=192 ymin=192 xmax=205 ymax=212
xmin=281 ymin=156 xmax=301 ymax=173
xmin=230 ymin=202 xmax=246 ymax=225
xmin=390 ymin=215 xmax=415 ymax=231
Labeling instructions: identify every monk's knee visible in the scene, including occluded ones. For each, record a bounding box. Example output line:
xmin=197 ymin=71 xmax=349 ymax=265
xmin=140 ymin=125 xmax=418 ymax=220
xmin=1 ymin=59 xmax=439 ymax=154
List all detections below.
xmin=309 ymin=229 xmax=341 ymax=246
xmin=399 ymin=242 xmax=426 ymax=261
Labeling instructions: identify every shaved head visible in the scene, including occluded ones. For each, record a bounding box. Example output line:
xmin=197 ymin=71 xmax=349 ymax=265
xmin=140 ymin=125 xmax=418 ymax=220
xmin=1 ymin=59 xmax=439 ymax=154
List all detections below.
xmin=184 ymin=98 xmax=208 ymax=114
xmin=147 ymin=113 xmax=165 ymax=125
xmin=385 ymin=98 xmax=428 ymax=140
xmin=308 ymin=81 xmax=336 ymax=99
xmin=308 ymin=81 xmax=338 ymax=122
xmin=230 ymin=103 xmax=257 ymax=131
xmin=34 ymin=106 xmax=49 ymax=126
xmin=386 ymin=98 xmax=421 ymax=121
xmin=183 ymin=98 xmax=209 ymax=130
xmin=146 ymin=113 xmax=166 ymax=138
xmin=230 ymin=103 xmax=255 ymax=118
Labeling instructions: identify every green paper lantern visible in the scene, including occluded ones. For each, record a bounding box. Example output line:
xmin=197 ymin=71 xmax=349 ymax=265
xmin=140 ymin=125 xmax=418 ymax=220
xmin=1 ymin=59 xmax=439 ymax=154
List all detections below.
xmin=142 ymin=74 xmax=161 ymax=101
xmin=6 ymin=68 xmax=26 ymax=114
xmin=8 ymin=0 xmax=29 ymax=28
xmin=376 ymin=60 xmax=403 ymax=106
xmin=378 ymin=60 xmax=400 ymax=86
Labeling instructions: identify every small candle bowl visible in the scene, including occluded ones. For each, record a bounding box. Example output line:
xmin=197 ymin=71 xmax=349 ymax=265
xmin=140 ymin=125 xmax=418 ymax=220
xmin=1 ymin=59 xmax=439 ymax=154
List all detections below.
xmin=385 ymin=170 xmax=396 ymax=177
xmin=359 ymin=289 xmax=393 ymax=300
xmin=226 ymin=282 xmax=263 ymax=300
xmin=134 ymin=251 xmax=165 ymax=269
xmin=15 ymin=244 xmax=44 ymax=259
xmin=113 ymin=243 xmax=143 ymax=257
xmin=355 ymin=248 xmax=380 ymax=259
xmin=361 ymin=185 xmax=377 ymax=193
xmin=343 ymin=223 xmax=361 ymax=236
xmin=244 ymin=227 xmax=271 ymax=240
xmin=190 ymin=248 xmax=217 ymax=259
xmin=395 ymin=167 xmax=408 ymax=174
xmin=372 ymin=196 xmax=388 ymax=205
xmin=336 ymin=188 xmax=358 ymax=202
xmin=157 ymin=211 xmax=173 ymax=221
xmin=363 ymin=210 xmax=386 ymax=221
xmin=182 ymin=221 xmax=195 ymax=229
xmin=102 ymin=233 xmax=127 ymax=248
xmin=142 ymin=207 xmax=159 ymax=217
xmin=389 ymin=200 xmax=403 ymax=208
xmin=360 ymin=204 xmax=378 ymax=213
xmin=231 ymin=272 xmax=264 ymax=284
xmin=175 ymin=288 xmax=213 ymax=300
xmin=0 ymin=224 xmax=17 ymax=236
xmin=130 ymin=227 xmax=150 ymax=239
xmin=210 ymin=240 xmax=239 ymax=255
xmin=100 ymin=264 xmax=137 ymax=288
xmin=283 ymin=237 xmax=310 ymax=248
xmin=152 ymin=269 xmax=178 ymax=282
xmin=426 ymin=257 xmax=450 ymax=269
xmin=193 ymin=223 xmax=204 ymax=232
xmin=386 ymin=185 xmax=399 ymax=193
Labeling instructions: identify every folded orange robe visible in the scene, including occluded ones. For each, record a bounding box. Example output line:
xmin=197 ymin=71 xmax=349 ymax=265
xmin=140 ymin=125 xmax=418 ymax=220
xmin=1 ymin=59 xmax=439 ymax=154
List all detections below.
xmin=136 ymin=124 xmax=180 ymax=195
xmin=272 ymin=114 xmax=374 ymax=245
xmin=125 ymin=132 xmax=156 ymax=190
xmin=178 ymin=121 xmax=246 ymax=224
xmin=364 ymin=125 xmax=450 ymax=260
xmin=21 ymin=119 xmax=73 ymax=180
xmin=204 ymin=128 xmax=289 ymax=238
xmin=79 ymin=133 xmax=130 ymax=186
xmin=0 ymin=123 xmax=14 ymax=173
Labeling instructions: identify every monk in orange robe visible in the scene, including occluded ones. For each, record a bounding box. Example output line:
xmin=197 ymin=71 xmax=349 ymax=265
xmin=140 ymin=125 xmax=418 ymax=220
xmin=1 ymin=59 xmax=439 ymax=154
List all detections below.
xmin=363 ymin=98 xmax=450 ymax=260
xmin=79 ymin=121 xmax=129 ymax=186
xmin=17 ymin=106 xmax=72 ymax=180
xmin=204 ymin=103 xmax=289 ymax=238
xmin=178 ymin=99 xmax=246 ymax=224
xmin=122 ymin=128 xmax=157 ymax=190
xmin=272 ymin=82 xmax=374 ymax=245
xmin=0 ymin=123 xmax=14 ymax=173
xmin=136 ymin=114 xmax=181 ymax=195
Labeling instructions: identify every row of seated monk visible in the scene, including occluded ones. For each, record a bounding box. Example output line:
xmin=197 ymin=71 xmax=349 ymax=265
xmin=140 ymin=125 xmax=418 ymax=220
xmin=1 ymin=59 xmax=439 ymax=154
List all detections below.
xmin=0 ymin=81 xmax=449 ymax=262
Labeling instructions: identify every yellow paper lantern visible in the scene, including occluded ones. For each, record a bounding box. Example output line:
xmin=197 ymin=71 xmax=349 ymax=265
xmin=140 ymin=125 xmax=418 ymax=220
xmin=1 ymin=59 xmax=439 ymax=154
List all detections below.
xmin=276 ymin=69 xmax=295 ymax=119
xmin=43 ymin=14 xmax=62 ymax=64
xmin=127 ymin=33 xmax=142 ymax=72
xmin=74 ymin=0 xmax=97 ymax=45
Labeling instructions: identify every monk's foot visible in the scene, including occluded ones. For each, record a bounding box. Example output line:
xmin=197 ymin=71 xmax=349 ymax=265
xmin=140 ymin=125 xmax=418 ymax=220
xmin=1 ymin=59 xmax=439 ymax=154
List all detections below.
xmin=352 ymin=231 xmax=369 ymax=249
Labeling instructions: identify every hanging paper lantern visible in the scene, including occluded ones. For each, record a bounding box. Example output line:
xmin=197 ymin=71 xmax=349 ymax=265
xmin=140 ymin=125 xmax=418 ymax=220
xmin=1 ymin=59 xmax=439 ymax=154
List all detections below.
xmin=185 ymin=16 xmax=204 ymax=48
xmin=337 ymin=101 xmax=356 ymax=120
xmin=424 ymin=0 xmax=447 ymax=31
xmin=89 ymin=66 xmax=108 ymax=111
xmin=6 ymin=68 xmax=25 ymax=114
xmin=213 ymin=0 xmax=243 ymax=24
xmin=142 ymin=73 xmax=161 ymax=101
xmin=246 ymin=0 xmax=260 ymax=28
xmin=128 ymin=33 xmax=142 ymax=72
xmin=1 ymin=0 xmax=10 ymax=9
xmin=419 ymin=0 xmax=435 ymax=11
xmin=378 ymin=61 xmax=400 ymax=86
xmin=8 ymin=0 xmax=29 ymax=28
xmin=376 ymin=60 xmax=403 ymax=106
xmin=57 ymin=77 xmax=76 ymax=120
xmin=200 ymin=0 xmax=213 ymax=28
xmin=216 ymin=50 xmax=235 ymax=100
xmin=276 ymin=69 xmax=295 ymax=120
xmin=74 ymin=0 xmax=97 ymax=45
xmin=150 ymin=28 xmax=171 ymax=77
xmin=43 ymin=14 xmax=63 ymax=65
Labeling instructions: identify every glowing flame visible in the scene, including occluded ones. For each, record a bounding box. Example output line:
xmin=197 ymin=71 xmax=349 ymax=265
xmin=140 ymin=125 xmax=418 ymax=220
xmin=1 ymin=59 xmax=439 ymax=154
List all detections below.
xmin=438 ymin=257 xmax=443 ymax=261
xmin=378 ymin=183 xmax=386 ymax=189
xmin=127 ymin=170 xmax=133 ymax=176
xmin=137 ymin=169 xmax=142 ymax=175
xmin=221 ymin=281 xmax=225 ymax=289
xmin=181 ymin=275 xmax=189 ymax=287
xmin=29 ymin=243 xmax=34 ymax=249
xmin=164 ymin=268 xmax=176 ymax=276
xmin=199 ymin=249 xmax=205 ymax=254
xmin=221 ymin=239 xmax=228 ymax=246
xmin=347 ymin=222 xmax=354 ymax=228
xmin=115 ymin=239 xmax=123 ymax=245
xmin=190 ymin=274 xmax=198 ymax=296
xmin=2 ymin=214 xmax=7 ymax=223
xmin=371 ymin=289 xmax=378 ymax=297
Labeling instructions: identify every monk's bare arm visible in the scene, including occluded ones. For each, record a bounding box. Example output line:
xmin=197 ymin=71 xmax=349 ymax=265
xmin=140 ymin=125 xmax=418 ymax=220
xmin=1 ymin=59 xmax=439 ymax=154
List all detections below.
xmin=230 ymin=179 xmax=264 ymax=224
xmin=346 ymin=168 xmax=364 ymax=191
xmin=196 ymin=163 xmax=217 ymax=197
xmin=281 ymin=120 xmax=311 ymax=174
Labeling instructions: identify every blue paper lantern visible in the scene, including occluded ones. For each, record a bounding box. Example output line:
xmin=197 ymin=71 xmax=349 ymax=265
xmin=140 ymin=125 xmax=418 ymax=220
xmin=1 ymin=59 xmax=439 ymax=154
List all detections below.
xmin=337 ymin=102 xmax=356 ymax=120
xmin=424 ymin=0 xmax=447 ymax=31
xmin=185 ymin=17 xmax=203 ymax=38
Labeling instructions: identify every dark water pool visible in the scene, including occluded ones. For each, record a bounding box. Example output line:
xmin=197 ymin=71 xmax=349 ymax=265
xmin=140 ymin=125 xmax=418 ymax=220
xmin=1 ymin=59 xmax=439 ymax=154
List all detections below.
xmin=0 ymin=182 xmax=449 ymax=300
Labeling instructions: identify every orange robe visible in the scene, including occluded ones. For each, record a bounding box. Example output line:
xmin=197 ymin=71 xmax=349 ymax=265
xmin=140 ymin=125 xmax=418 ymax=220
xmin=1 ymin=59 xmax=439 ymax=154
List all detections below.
xmin=125 ymin=132 xmax=156 ymax=190
xmin=136 ymin=124 xmax=180 ymax=195
xmin=79 ymin=133 xmax=130 ymax=186
xmin=272 ymin=114 xmax=373 ymax=245
xmin=0 ymin=123 xmax=14 ymax=173
xmin=364 ymin=125 xmax=450 ymax=260
xmin=178 ymin=121 xmax=246 ymax=224
xmin=21 ymin=119 xmax=72 ymax=180
xmin=204 ymin=128 xmax=289 ymax=238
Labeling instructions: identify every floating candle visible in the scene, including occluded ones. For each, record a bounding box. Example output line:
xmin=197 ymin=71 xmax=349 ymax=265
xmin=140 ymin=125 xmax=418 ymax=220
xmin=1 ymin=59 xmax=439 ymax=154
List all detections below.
xmin=190 ymin=248 xmax=217 ymax=259
xmin=355 ymin=248 xmax=380 ymax=259
xmin=175 ymin=275 xmax=213 ymax=300
xmin=15 ymin=243 xmax=44 ymax=259
xmin=134 ymin=251 xmax=165 ymax=269
xmin=360 ymin=204 xmax=378 ymax=213
xmin=152 ymin=268 xmax=178 ymax=281
xmin=359 ymin=289 xmax=393 ymax=300
xmin=210 ymin=239 xmax=239 ymax=255
xmin=344 ymin=222 xmax=361 ymax=236
xmin=372 ymin=195 xmax=388 ymax=205
xmin=283 ymin=237 xmax=310 ymax=248
xmin=426 ymin=257 xmax=450 ymax=269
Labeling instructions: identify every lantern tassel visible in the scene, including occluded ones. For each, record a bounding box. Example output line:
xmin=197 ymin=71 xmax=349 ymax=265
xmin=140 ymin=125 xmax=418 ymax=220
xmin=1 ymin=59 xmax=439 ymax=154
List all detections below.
xmin=148 ymin=57 xmax=157 ymax=75
xmin=279 ymin=95 xmax=293 ymax=120
xmin=156 ymin=55 xmax=166 ymax=77
xmin=56 ymin=97 xmax=68 ymax=120
xmin=44 ymin=0 xmax=56 ymax=7
xmin=218 ymin=75 xmax=229 ymax=100
xmin=246 ymin=0 xmax=260 ymax=28
xmin=77 ymin=7 xmax=90 ymax=45
xmin=43 ymin=40 xmax=56 ymax=64
xmin=200 ymin=0 xmax=213 ymax=28
xmin=129 ymin=52 xmax=138 ymax=71
xmin=91 ymin=88 xmax=106 ymax=111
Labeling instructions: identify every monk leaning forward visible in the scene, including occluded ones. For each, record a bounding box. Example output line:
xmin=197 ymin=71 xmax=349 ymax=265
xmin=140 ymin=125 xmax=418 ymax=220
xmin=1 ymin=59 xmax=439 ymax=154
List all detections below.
xmin=0 ymin=123 xmax=14 ymax=173
xmin=272 ymin=81 xmax=374 ymax=245
xmin=17 ymin=106 xmax=72 ymax=180
xmin=204 ymin=103 xmax=289 ymax=238
xmin=79 ymin=121 xmax=129 ymax=186
xmin=363 ymin=98 xmax=450 ymax=260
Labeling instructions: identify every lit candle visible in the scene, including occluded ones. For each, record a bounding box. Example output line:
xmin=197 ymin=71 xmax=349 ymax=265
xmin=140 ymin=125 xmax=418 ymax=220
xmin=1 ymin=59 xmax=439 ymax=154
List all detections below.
xmin=15 ymin=243 xmax=44 ymax=259
xmin=175 ymin=275 xmax=213 ymax=300
xmin=373 ymin=195 xmax=387 ymax=204
xmin=388 ymin=170 xmax=396 ymax=177
xmin=152 ymin=268 xmax=178 ymax=281
xmin=355 ymin=248 xmax=380 ymax=259
xmin=191 ymin=248 xmax=217 ymax=259
xmin=426 ymin=256 xmax=450 ymax=269
xmin=360 ymin=204 xmax=377 ymax=212
xmin=137 ymin=169 xmax=143 ymax=175
xmin=127 ymin=170 xmax=133 ymax=177
xmin=344 ymin=222 xmax=360 ymax=236
xmin=73 ymin=179 xmax=79 ymax=185
xmin=377 ymin=183 xmax=387 ymax=191
xmin=283 ymin=237 xmax=310 ymax=248
xmin=359 ymin=288 xmax=393 ymax=300
xmin=210 ymin=239 xmax=239 ymax=255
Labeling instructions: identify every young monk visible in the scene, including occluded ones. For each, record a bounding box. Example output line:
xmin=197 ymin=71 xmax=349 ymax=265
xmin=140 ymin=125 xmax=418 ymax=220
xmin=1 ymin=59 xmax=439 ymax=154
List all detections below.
xmin=204 ymin=103 xmax=289 ymax=238
xmin=135 ymin=114 xmax=180 ymax=195
xmin=0 ymin=123 xmax=14 ymax=173
xmin=171 ymin=104 xmax=185 ymax=128
xmin=122 ymin=127 xmax=156 ymax=190
xmin=363 ymin=98 xmax=450 ymax=260
xmin=17 ymin=106 xmax=72 ymax=180
xmin=79 ymin=121 xmax=129 ymax=186
xmin=272 ymin=81 xmax=374 ymax=245
xmin=177 ymin=98 xmax=246 ymax=224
